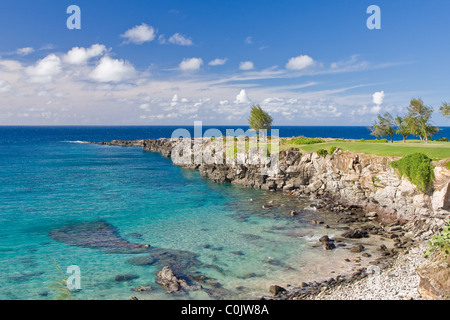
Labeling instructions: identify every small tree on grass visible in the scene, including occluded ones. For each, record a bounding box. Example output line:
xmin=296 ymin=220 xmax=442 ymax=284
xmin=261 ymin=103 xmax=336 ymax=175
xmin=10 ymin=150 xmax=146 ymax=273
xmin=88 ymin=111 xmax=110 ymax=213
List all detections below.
xmin=395 ymin=115 xmax=410 ymax=143
xmin=248 ymin=105 xmax=273 ymax=137
xmin=405 ymin=98 xmax=439 ymax=143
xmin=371 ymin=112 xmax=395 ymax=143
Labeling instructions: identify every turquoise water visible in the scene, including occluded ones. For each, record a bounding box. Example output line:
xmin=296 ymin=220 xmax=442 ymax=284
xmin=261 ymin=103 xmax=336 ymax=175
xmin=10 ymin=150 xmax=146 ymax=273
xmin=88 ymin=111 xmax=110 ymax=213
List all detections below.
xmin=0 ymin=127 xmax=384 ymax=300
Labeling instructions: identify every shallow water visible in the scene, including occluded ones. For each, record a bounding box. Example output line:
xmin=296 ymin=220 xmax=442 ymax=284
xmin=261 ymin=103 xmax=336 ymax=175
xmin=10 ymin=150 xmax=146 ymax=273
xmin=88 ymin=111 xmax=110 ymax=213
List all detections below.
xmin=0 ymin=127 xmax=392 ymax=300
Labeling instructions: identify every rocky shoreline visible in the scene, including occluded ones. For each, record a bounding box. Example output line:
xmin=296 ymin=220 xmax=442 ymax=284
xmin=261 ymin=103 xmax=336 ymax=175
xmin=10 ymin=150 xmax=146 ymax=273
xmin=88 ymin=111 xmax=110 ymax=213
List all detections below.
xmin=93 ymin=138 xmax=450 ymax=300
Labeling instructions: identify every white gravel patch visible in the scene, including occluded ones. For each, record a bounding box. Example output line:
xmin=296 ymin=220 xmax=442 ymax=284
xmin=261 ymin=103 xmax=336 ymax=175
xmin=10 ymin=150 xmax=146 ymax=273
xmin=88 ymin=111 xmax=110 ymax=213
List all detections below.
xmin=315 ymin=243 xmax=429 ymax=300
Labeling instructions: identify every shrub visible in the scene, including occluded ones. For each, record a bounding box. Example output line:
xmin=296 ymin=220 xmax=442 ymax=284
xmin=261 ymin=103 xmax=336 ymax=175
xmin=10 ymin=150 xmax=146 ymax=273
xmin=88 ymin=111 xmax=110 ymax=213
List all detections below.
xmin=390 ymin=153 xmax=435 ymax=192
xmin=435 ymin=137 xmax=449 ymax=142
xmin=291 ymin=136 xmax=325 ymax=145
xmin=425 ymin=219 xmax=450 ymax=261
xmin=360 ymin=138 xmax=388 ymax=143
xmin=329 ymin=146 xmax=337 ymax=155
xmin=316 ymin=149 xmax=328 ymax=157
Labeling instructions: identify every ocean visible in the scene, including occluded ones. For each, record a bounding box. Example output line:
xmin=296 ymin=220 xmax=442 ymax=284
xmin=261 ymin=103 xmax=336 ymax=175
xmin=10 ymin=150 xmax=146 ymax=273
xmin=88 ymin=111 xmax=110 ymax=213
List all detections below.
xmin=0 ymin=126 xmax=447 ymax=300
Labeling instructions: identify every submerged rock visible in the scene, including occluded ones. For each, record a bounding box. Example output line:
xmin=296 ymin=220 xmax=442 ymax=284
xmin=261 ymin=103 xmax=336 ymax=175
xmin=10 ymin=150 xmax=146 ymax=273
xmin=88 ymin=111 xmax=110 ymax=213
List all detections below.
xmin=132 ymin=285 xmax=152 ymax=293
xmin=115 ymin=274 xmax=139 ymax=282
xmin=48 ymin=220 xmax=151 ymax=254
xmin=127 ymin=255 xmax=157 ymax=266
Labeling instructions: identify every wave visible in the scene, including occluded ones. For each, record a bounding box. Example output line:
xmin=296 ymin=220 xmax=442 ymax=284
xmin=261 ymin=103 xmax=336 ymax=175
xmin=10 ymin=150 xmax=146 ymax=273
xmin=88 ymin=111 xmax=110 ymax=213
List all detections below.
xmin=63 ymin=140 xmax=89 ymax=144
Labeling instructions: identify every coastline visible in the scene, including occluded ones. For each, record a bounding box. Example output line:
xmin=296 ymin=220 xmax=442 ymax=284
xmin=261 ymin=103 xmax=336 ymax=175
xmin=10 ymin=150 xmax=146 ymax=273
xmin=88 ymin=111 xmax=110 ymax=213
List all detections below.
xmin=93 ymin=138 xmax=450 ymax=300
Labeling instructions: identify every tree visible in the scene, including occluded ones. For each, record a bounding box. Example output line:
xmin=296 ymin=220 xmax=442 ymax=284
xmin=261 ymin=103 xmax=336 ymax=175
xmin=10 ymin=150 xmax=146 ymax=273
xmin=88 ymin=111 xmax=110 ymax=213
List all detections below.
xmin=248 ymin=105 xmax=273 ymax=134
xmin=440 ymin=102 xmax=450 ymax=119
xmin=371 ymin=112 xmax=395 ymax=143
xmin=405 ymin=98 xmax=439 ymax=143
xmin=395 ymin=115 xmax=410 ymax=143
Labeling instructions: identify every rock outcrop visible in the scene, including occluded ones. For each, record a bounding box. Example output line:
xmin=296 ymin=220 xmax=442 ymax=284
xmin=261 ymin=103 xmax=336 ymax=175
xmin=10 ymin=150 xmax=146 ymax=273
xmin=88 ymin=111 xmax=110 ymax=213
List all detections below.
xmin=156 ymin=266 xmax=202 ymax=294
xmin=96 ymin=138 xmax=450 ymax=238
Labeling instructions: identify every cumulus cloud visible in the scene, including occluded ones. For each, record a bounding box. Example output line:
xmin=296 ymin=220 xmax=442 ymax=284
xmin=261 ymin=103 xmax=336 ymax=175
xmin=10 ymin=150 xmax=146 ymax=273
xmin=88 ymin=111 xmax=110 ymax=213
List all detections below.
xmin=90 ymin=56 xmax=136 ymax=82
xmin=168 ymin=33 xmax=193 ymax=46
xmin=179 ymin=58 xmax=203 ymax=71
xmin=0 ymin=59 xmax=23 ymax=72
xmin=64 ymin=44 xmax=107 ymax=65
xmin=208 ymin=58 xmax=228 ymax=66
xmin=239 ymin=61 xmax=254 ymax=71
xmin=372 ymin=91 xmax=385 ymax=105
xmin=0 ymin=80 xmax=12 ymax=93
xmin=235 ymin=89 xmax=251 ymax=104
xmin=171 ymin=94 xmax=179 ymax=107
xmin=26 ymin=54 xmax=62 ymax=83
xmin=16 ymin=47 xmax=35 ymax=56
xmin=286 ymin=54 xmax=314 ymax=70
xmin=121 ymin=23 xmax=156 ymax=44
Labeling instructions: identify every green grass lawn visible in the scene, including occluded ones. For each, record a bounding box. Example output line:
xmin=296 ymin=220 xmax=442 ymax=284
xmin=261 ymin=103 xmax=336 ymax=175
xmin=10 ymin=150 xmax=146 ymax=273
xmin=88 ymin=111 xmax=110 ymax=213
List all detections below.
xmin=282 ymin=140 xmax=450 ymax=161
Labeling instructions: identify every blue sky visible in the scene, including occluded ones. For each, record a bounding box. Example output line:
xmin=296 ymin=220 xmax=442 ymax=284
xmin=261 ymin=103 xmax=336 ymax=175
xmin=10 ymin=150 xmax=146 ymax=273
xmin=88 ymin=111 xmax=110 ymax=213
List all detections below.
xmin=0 ymin=0 xmax=449 ymax=125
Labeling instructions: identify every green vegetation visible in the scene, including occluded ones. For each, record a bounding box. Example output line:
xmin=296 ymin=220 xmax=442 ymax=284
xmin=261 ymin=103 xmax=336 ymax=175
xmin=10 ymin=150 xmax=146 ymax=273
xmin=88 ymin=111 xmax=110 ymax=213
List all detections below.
xmin=395 ymin=115 xmax=410 ymax=143
xmin=425 ymin=219 xmax=450 ymax=261
xmin=328 ymin=146 xmax=337 ymax=155
xmin=371 ymin=98 xmax=442 ymax=144
xmin=371 ymin=112 xmax=395 ymax=143
xmin=49 ymin=262 xmax=72 ymax=300
xmin=248 ymin=105 xmax=273 ymax=133
xmin=440 ymin=102 xmax=450 ymax=119
xmin=289 ymin=136 xmax=325 ymax=145
xmin=390 ymin=153 xmax=435 ymax=192
xmin=316 ymin=149 xmax=328 ymax=157
xmin=435 ymin=137 xmax=449 ymax=142
xmin=372 ymin=176 xmax=381 ymax=187
xmin=359 ymin=138 xmax=388 ymax=143
xmin=283 ymin=140 xmax=450 ymax=161
xmin=404 ymin=98 xmax=440 ymax=143
xmin=447 ymin=161 xmax=450 ymax=170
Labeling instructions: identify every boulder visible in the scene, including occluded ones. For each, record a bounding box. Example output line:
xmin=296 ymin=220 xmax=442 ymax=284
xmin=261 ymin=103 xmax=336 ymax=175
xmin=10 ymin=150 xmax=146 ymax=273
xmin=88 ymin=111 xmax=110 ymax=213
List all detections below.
xmin=269 ymin=285 xmax=286 ymax=296
xmin=156 ymin=266 xmax=201 ymax=294
xmin=319 ymin=235 xmax=336 ymax=250
xmin=417 ymin=261 xmax=450 ymax=300
xmin=342 ymin=229 xmax=368 ymax=239
xmin=351 ymin=244 xmax=365 ymax=253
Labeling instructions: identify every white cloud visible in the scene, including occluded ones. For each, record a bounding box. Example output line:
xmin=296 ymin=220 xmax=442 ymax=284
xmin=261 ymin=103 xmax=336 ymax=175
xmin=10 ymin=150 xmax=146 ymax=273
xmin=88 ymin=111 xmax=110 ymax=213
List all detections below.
xmin=0 ymin=80 xmax=12 ymax=93
xmin=139 ymin=103 xmax=150 ymax=110
xmin=208 ymin=58 xmax=228 ymax=66
xmin=26 ymin=54 xmax=62 ymax=83
xmin=158 ymin=34 xmax=167 ymax=44
xmin=90 ymin=56 xmax=136 ymax=83
xmin=235 ymin=89 xmax=251 ymax=104
xmin=179 ymin=58 xmax=203 ymax=71
xmin=16 ymin=47 xmax=35 ymax=56
xmin=0 ymin=59 xmax=23 ymax=72
xmin=64 ymin=44 xmax=107 ymax=65
xmin=372 ymin=91 xmax=385 ymax=105
xmin=245 ymin=36 xmax=253 ymax=45
xmin=239 ymin=61 xmax=254 ymax=71
xmin=171 ymin=94 xmax=179 ymax=107
xmin=286 ymin=54 xmax=314 ymax=70
xmin=168 ymin=33 xmax=193 ymax=46
xmin=121 ymin=23 xmax=156 ymax=44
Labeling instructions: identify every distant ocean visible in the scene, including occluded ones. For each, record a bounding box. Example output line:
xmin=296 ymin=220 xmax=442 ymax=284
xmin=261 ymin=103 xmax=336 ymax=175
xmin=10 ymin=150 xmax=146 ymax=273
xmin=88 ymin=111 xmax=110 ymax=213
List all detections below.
xmin=1 ymin=125 xmax=448 ymax=143
xmin=0 ymin=126 xmax=448 ymax=300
